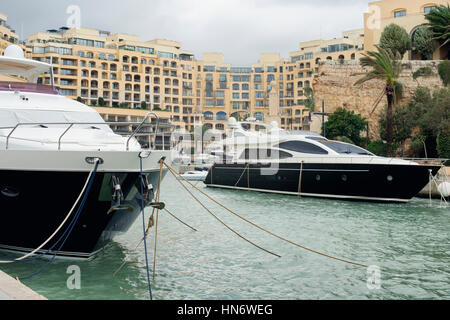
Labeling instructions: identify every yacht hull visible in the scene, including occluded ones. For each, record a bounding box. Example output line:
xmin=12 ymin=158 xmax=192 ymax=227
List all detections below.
xmin=205 ymin=162 xmax=441 ymax=203
xmin=0 ymin=149 xmax=170 ymax=259
xmin=0 ymin=169 xmax=165 ymax=259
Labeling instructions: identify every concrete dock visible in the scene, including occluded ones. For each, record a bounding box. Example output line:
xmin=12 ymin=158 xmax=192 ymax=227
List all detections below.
xmin=0 ymin=270 xmax=46 ymax=300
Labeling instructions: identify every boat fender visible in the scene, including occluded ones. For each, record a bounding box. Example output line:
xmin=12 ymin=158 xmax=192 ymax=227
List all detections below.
xmin=139 ymin=173 xmax=155 ymax=203
xmin=112 ymin=176 xmax=124 ymax=204
xmin=437 ymin=182 xmax=450 ymax=198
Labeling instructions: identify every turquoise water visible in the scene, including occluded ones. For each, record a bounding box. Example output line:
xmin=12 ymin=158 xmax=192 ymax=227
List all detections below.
xmin=1 ymin=174 xmax=449 ymax=300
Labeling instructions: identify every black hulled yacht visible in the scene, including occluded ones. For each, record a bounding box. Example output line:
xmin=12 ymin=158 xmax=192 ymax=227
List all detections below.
xmin=205 ymin=119 xmax=442 ymax=203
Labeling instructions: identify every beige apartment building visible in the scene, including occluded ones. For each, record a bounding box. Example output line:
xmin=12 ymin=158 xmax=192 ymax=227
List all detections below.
xmin=364 ymin=0 xmax=449 ymax=59
xmin=0 ymin=13 xmax=19 ymax=53
xmin=285 ymin=29 xmax=365 ymax=130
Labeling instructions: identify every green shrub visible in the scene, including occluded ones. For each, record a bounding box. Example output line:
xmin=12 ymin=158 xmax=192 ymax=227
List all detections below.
xmin=336 ymin=136 xmax=355 ymax=144
xmin=413 ymin=26 xmax=436 ymax=60
xmin=379 ymin=24 xmax=411 ymax=57
xmin=366 ymin=141 xmax=387 ymax=157
xmin=438 ymin=60 xmax=450 ymax=86
xmin=98 ymin=97 xmax=105 ymax=107
xmin=413 ymin=67 xmax=434 ymax=80
xmin=437 ymin=125 xmax=450 ymax=162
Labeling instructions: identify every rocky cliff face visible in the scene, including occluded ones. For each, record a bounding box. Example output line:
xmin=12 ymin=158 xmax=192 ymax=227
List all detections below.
xmin=313 ymin=60 xmax=445 ymax=140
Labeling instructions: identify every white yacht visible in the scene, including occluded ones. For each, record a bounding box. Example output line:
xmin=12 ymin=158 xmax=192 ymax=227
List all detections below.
xmin=205 ymin=118 xmax=443 ymax=203
xmin=0 ymin=45 xmax=170 ymax=258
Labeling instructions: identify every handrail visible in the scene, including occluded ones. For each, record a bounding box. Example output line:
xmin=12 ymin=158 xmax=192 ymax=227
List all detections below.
xmin=2 ymin=118 xmax=162 ymax=151
xmin=126 ymin=112 xmax=159 ymax=151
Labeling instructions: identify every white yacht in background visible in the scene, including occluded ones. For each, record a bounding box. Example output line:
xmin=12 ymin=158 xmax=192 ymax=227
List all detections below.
xmin=205 ymin=118 xmax=443 ymax=203
xmin=0 ymin=45 xmax=170 ymax=258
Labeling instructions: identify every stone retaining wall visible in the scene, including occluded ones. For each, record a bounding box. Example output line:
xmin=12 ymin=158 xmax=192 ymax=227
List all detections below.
xmin=313 ymin=60 xmax=445 ymax=140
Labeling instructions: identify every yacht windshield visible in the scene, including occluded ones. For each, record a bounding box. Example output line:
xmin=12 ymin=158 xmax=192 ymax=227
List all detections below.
xmin=0 ymin=109 xmax=111 ymax=132
xmin=319 ymin=141 xmax=374 ymax=155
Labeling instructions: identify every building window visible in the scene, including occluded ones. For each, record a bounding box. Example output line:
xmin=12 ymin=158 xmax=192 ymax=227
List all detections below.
xmin=394 ymin=10 xmax=406 ymax=18
xmin=216 ymin=112 xmax=227 ymax=120
xmin=203 ymin=65 xmax=215 ymax=72
xmin=424 ymin=6 xmax=436 ymax=14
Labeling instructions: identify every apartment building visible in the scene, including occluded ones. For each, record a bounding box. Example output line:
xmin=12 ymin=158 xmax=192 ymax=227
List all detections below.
xmin=25 ymin=27 xmax=203 ymax=132
xmin=364 ymin=0 xmax=449 ymax=59
xmin=1 ymin=0 xmax=446 ymax=136
xmin=283 ymin=29 xmax=365 ymax=130
xmin=0 ymin=14 xmax=32 ymax=83
xmin=23 ymin=25 xmax=317 ymax=132
xmin=0 ymin=13 xmax=19 ymax=53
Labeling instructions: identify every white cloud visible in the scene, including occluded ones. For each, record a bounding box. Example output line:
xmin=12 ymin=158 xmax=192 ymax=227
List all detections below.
xmin=136 ymin=0 xmax=368 ymax=64
xmin=4 ymin=0 xmax=370 ymax=65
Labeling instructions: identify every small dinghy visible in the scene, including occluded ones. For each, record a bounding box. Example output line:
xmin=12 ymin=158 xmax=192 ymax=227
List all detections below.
xmin=180 ymin=171 xmax=208 ymax=182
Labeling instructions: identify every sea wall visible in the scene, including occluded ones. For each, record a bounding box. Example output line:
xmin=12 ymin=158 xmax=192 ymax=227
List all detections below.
xmin=313 ymin=60 xmax=445 ymax=140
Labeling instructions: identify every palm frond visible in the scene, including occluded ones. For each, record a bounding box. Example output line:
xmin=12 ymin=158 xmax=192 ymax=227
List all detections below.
xmin=425 ymin=4 xmax=450 ymax=46
xmin=354 ymin=45 xmax=400 ymax=87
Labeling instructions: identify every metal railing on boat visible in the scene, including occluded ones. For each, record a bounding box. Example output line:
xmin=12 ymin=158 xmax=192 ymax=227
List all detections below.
xmin=1 ymin=112 xmax=169 ymax=151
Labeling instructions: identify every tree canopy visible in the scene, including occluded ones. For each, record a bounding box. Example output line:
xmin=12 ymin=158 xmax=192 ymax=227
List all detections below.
xmin=324 ymin=108 xmax=368 ymax=146
xmin=379 ymin=24 xmax=412 ymax=57
xmin=413 ymin=26 xmax=436 ymax=60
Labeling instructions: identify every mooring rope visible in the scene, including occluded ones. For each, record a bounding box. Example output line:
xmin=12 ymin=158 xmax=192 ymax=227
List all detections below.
xmin=112 ymin=206 xmax=197 ymax=278
xmin=152 ymin=160 xmax=164 ymax=281
xmin=0 ymin=160 xmax=100 ymax=265
xmin=164 ymin=161 xmax=368 ymax=268
xmin=139 ymin=156 xmax=153 ymax=300
xmin=163 ymin=208 xmax=198 ymax=232
xmin=234 ymin=163 xmax=250 ymax=187
xmin=298 ymin=161 xmax=304 ymax=198
xmin=167 ymin=163 xmax=281 ymax=258
xmin=18 ymin=160 xmax=100 ymax=280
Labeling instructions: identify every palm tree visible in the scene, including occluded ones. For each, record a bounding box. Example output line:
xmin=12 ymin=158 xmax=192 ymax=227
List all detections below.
xmin=425 ymin=4 xmax=450 ymax=47
xmin=354 ymin=45 xmax=402 ymax=157
xmin=304 ymin=87 xmax=315 ymax=112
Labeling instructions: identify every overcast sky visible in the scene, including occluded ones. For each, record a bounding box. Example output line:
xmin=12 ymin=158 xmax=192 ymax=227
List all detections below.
xmin=3 ymin=0 xmax=370 ymax=65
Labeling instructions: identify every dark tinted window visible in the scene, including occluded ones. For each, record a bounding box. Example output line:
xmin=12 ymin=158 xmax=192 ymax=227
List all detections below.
xmin=240 ymin=149 xmax=293 ymax=160
xmin=277 ymin=141 xmax=328 ymax=155
xmin=319 ymin=141 xmax=373 ymax=155
xmin=306 ymin=136 xmax=328 ymax=141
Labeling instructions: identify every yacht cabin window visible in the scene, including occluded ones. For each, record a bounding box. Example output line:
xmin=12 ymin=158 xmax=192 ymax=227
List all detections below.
xmin=240 ymin=148 xmax=293 ymax=160
xmin=319 ymin=141 xmax=373 ymax=155
xmin=277 ymin=141 xmax=329 ymax=155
